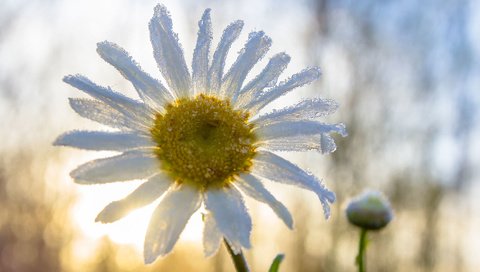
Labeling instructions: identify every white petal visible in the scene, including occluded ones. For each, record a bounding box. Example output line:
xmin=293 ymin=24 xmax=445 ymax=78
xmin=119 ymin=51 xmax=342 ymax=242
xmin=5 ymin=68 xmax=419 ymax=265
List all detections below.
xmin=237 ymin=174 xmax=293 ymax=229
xmin=203 ymin=213 xmax=222 ymax=257
xmin=222 ymin=31 xmax=272 ymax=99
xmin=149 ymin=4 xmax=191 ymax=98
xmin=254 ymin=98 xmax=339 ymax=126
xmin=70 ymin=150 xmax=159 ymax=184
xmin=252 ymin=151 xmax=335 ymax=218
xmin=68 ymin=98 xmax=143 ymax=131
xmin=204 ymin=187 xmax=252 ymax=251
xmin=244 ymin=67 xmax=321 ymax=115
xmin=96 ymin=173 xmax=172 ymax=223
xmin=144 ymin=184 xmax=201 ymax=263
xmin=207 ymin=20 xmax=244 ymax=95
xmin=97 ymin=41 xmax=174 ymax=110
xmin=320 ymin=133 xmax=338 ymax=154
xmin=260 ymin=134 xmax=338 ymax=154
xmin=255 ymin=120 xmax=347 ymax=141
xmin=225 ymin=239 xmax=242 ymax=255
xmin=54 ymin=130 xmax=153 ymax=151
xmin=235 ymin=53 xmax=290 ymax=107
xmin=192 ymin=9 xmax=212 ymax=95
xmin=63 ymin=75 xmax=153 ymax=129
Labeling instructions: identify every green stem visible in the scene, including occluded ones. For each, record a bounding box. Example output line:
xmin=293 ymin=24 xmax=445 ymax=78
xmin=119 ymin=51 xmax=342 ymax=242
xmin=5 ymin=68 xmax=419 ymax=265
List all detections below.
xmin=356 ymin=228 xmax=368 ymax=272
xmin=224 ymin=239 xmax=250 ymax=272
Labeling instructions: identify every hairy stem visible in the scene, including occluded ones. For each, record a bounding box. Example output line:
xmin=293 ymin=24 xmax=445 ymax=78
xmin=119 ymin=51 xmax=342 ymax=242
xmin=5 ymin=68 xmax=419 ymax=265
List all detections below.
xmin=224 ymin=239 xmax=250 ymax=272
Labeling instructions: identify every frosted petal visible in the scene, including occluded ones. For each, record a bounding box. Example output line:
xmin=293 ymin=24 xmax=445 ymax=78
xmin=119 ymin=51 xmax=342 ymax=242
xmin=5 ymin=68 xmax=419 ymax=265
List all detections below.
xmin=320 ymin=133 xmax=338 ymax=154
xmin=70 ymin=150 xmax=159 ymax=184
xmin=149 ymin=4 xmax=191 ymax=98
xmin=69 ymin=98 xmax=143 ymax=131
xmin=237 ymin=174 xmax=293 ymax=229
xmin=97 ymin=41 xmax=174 ymax=110
xmin=144 ymin=184 xmax=201 ymax=263
xmin=54 ymin=130 xmax=153 ymax=151
xmin=261 ymin=135 xmax=321 ymax=152
xmin=203 ymin=213 xmax=222 ymax=257
xmin=192 ymin=9 xmax=212 ymax=95
xmin=224 ymin=239 xmax=242 ymax=255
xmin=205 ymin=187 xmax=251 ymax=252
xmin=63 ymin=75 xmax=153 ymax=129
xmin=222 ymin=31 xmax=272 ymax=99
xmin=235 ymin=52 xmax=290 ymax=107
xmin=207 ymin=20 xmax=244 ymax=95
xmin=254 ymin=98 xmax=339 ymax=126
xmin=260 ymin=134 xmax=338 ymax=154
xmin=252 ymin=151 xmax=335 ymax=218
xmin=96 ymin=173 xmax=171 ymax=223
xmin=255 ymin=120 xmax=347 ymax=141
xmin=244 ymin=67 xmax=321 ymax=115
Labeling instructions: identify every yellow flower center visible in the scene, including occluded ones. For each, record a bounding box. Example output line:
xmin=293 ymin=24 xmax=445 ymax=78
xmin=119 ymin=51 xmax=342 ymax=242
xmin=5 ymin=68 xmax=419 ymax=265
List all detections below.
xmin=150 ymin=94 xmax=257 ymax=189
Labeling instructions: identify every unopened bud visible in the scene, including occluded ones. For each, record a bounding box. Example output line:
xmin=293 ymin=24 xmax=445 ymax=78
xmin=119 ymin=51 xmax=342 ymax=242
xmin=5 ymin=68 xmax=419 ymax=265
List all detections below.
xmin=346 ymin=190 xmax=393 ymax=230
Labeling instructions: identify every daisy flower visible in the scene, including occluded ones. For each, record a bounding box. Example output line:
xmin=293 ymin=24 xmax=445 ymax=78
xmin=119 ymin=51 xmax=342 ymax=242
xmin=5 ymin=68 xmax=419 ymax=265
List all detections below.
xmin=55 ymin=4 xmax=346 ymax=264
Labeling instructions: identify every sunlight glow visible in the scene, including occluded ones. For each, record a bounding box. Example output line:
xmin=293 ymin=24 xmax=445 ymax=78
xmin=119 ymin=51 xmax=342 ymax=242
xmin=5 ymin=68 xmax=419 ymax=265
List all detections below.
xmin=72 ymin=180 xmax=204 ymax=252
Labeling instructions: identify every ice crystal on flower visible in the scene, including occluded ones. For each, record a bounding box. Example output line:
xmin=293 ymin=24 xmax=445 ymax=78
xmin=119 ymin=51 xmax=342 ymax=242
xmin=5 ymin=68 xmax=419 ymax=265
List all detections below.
xmin=55 ymin=4 xmax=346 ymax=263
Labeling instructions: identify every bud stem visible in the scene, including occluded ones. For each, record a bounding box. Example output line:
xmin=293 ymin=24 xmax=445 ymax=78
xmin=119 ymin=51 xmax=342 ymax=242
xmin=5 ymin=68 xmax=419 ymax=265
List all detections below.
xmin=356 ymin=228 xmax=368 ymax=272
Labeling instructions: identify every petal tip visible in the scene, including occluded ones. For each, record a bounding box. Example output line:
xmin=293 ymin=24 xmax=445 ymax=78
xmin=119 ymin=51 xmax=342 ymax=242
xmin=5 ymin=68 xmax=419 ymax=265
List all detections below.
xmin=62 ymin=74 xmax=73 ymax=83
xmin=63 ymin=74 xmax=86 ymax=86
xmin=96 ymin=41 xmax=115 ymax=56
xmin=69 ymin=169 xmax=78 ymax=179
xmin=153 ymin=3 xmax=168 ymax=15
xmin=327 ymin=190 xmax=336 ymax=203
xmin=69 ymin=169 xmax=88 ymax=184
xmin=311 ymin=67 xmax=322 ymax=78
xmin=286 ymin=216 xmax=294 ymax=229
xmin=332 ymin=123 xmax=348 ymax=137
xmin=204 ymin=248 xmax=219 ymax=258
xmin=144 ymin=253 xmax=157 ymax=265
xmin=94 ymin=216 xmax=114 ymax=224
xmin=94 ymin=214 xmax=106 ymax=223
xmin=52 ymin=135 xmax=64 ymax=146
xmin=235 ymin=20 xmax=245 ymax=28
xmin=67 ymin=97 xmax=76 ymax=105
xmin=226 ymin=20 xmax=244 ymax=34
xmin=278 ymin=52 xmax=291 ymax=62
xmin=96 ymin=40 xmax=110 ymax=49
xmin=95 ymin=204 xmax=120 ymax=224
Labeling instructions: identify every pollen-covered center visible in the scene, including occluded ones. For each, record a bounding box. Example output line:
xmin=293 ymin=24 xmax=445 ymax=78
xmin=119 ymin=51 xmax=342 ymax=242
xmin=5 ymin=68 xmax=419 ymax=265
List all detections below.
xmin=151 ymin=94 xmax=257 ymax=189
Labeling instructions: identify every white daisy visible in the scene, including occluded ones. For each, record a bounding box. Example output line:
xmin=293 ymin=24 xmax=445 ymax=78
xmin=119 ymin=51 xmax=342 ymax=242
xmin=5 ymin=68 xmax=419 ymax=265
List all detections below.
xmin=55 ymin=4 xmax=346 ymax=264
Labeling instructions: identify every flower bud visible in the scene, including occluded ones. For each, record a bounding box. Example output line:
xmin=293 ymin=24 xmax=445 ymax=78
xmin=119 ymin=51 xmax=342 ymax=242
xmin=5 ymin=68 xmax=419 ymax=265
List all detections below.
xmin=346 ymin=190 xmax=393 ymax=230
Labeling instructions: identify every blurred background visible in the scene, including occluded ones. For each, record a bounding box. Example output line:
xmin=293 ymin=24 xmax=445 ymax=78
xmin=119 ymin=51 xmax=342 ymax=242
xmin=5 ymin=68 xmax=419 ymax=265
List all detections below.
xmin=1 ymin=0 xmax=479 ymax=271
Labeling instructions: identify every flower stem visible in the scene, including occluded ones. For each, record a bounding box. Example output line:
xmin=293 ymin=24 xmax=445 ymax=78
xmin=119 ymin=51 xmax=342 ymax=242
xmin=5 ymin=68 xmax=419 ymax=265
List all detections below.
xmin=356 ymin=228 xmax=368 ymax=272
xmin=224 ymin=239 xmax=250 ymax=272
